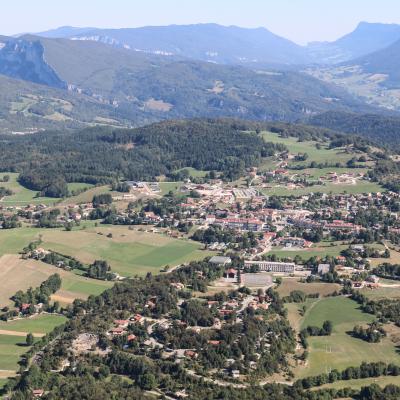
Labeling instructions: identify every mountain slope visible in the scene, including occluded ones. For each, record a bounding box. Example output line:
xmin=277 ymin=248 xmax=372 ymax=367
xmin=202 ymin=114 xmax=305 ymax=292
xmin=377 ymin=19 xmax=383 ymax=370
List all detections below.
xmin=306 ymin=37 xmax=400 ymax=111
xmin=307 ymin=22 xmax=400 ymax=64
xmin=0 ymin=39 xmax=66 ymax=88
xmin=0 ymin=35 xmax=376 ymax=132
xmin=35 ymin=23 xmax=309 ymax=65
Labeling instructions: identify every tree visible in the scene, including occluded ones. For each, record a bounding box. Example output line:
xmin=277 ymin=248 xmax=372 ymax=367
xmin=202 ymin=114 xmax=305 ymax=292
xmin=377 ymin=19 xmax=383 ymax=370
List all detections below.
xmin=26 ymin=333 xmax=34 ymax=346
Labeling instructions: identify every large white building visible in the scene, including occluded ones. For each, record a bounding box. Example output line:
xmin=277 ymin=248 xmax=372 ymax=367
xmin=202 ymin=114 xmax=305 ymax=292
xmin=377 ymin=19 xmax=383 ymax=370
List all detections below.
xmin=244 ymin=260 xmax=295 ymax=274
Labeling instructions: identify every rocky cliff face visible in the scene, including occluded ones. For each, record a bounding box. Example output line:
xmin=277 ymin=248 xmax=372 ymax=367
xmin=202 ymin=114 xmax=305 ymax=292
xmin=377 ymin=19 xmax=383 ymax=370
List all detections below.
xmin=0 ymin=39 xmax=66 ymax=89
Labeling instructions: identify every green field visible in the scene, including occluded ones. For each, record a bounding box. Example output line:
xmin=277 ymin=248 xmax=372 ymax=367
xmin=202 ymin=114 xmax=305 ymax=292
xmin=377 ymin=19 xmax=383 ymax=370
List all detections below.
xmin=261 ymin=132 xmax=356 ymax=165
xmin=296 ymin=297 xmax=400 ymax=378
xmin=60 ymin=275 xmax=113 ymax=296
xmin=34 ymin=225 xmax=210 ymax=277
xmin=0 ymin=173 xmax=58 ymax=206
xmin=0 ymin=315 xmax=67 ymax=334
xmin=0 ymin=335 xmax=33 ymax=370
xmin=159 ymin=182 xmax=184 ymax=195
xmin=67 ymin=182 xmax=94 ymax=193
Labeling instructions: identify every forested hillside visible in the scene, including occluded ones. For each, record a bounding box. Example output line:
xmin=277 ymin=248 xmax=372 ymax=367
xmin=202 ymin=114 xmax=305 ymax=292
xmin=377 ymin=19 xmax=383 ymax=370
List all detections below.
xmin=0 ymin=119 xmax=286 ymax=197
xmin=308 ymin=111 xmax=400 ymax=148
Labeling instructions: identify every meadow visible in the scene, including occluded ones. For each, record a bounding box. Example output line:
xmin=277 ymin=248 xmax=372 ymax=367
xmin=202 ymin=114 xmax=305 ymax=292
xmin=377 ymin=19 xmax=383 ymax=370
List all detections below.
xmin=295 ymin=296 xmax=400 ymax=378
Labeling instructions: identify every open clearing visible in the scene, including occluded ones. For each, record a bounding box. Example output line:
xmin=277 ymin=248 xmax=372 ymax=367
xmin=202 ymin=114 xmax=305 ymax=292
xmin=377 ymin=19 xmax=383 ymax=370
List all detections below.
xmin=0 ymin=254 xmax=113 ymax=307
xmin=295 ymin=296 xmax=400 ymax=378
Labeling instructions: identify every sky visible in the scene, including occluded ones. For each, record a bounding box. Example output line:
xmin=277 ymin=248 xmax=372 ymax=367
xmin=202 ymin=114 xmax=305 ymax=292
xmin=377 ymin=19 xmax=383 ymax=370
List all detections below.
xmin=2 ymin=0 xmax=400 ymax=45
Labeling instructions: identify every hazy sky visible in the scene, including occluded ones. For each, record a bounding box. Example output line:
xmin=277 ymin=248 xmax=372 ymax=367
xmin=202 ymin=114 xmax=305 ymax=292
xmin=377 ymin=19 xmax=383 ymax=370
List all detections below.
xmin=3 ymin=0 xmax=400 ymax=44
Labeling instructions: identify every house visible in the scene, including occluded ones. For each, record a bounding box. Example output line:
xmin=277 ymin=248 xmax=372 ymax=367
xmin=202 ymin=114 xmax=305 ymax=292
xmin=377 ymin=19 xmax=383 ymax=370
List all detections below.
xmin=127 ymin=334 xmax=137 ymax=342
xmin=223 ymin=268 xmax=237 ymax=280
xmin=184 ymin=350 xmax=198 ymax=359
xmin=114 ymin=319 xmax=129 ymax=328
xmin=231 ymin=370 xmax=240 ymax=378
xmin=110 ymin=327 xmax=125 ymax=336
xmin=32 ymin=389 xmax=45 ymax=398
xmin=317 ymin=264 xmax=330 ymax=275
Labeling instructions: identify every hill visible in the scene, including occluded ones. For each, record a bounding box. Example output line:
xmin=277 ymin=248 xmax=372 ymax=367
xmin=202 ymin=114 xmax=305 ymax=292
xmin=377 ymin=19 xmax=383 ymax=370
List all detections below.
xmin=0 ymin=35 xmax=373 ymax=132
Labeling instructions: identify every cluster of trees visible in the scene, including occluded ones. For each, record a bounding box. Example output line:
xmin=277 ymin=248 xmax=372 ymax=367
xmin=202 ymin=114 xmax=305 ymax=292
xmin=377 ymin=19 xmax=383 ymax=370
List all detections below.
xmin=41 ymin=251 xmax=113 ymax=281
xmin=283 ymin=290 xmax=319 ymax=304
xmin=300 ymin=320 xmax=332 ymax=349
xmin=191 ymin=225 xmax=260 ymax=249
xmin=35 ymin=209 xmax=62 ymax=228
xmin=373 ymin=263 xmax=400 ymax=280
xmin=0 ymin=187 xmax=12 ymax=197
xmin=351 ymin=290 xmax=400 ymax=325
xmin=296 ymin=361 xmax=400 ymax=390
xmin=11 ymin=274 xmax=61 ymax=310
xmin=0 ymin=214 xmax=20 ymax=229
xmin=351 ymin=322 xmax=386 ymax=343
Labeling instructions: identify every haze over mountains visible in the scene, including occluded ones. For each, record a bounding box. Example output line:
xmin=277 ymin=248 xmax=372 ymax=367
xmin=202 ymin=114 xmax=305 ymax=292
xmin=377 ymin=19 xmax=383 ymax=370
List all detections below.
xmin=0 ymin=21 xmax=400 ymax=137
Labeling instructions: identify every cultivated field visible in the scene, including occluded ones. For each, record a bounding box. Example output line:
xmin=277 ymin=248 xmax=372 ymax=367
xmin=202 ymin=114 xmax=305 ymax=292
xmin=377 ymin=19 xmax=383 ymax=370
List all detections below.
xmin=37 ymin=225 xmax=210 ymax=277
xmin=0 ymin=314 xmax=67 ymax=335
xmin=295 ymin=296 xmax=400 ymax=378
xmin=0 ymin=334 xmax=33 ymax=371
xmin=277 ymin=278 xmax=341 ymax=297
xmin=0 ymin=254 xmax=113 ymax=307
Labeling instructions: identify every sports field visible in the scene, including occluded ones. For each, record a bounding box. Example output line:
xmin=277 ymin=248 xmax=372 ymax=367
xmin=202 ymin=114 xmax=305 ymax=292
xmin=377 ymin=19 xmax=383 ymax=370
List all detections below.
xmin=267 ymin=243 xmax=348 ymax=260
xmin=295 ymin=296 xmax=400 ymax=378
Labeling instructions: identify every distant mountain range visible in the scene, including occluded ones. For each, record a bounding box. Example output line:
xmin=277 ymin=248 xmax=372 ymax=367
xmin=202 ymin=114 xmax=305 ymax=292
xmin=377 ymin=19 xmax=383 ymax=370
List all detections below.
xmin=0 ymin=33 xmax=373 ymax=133
xmin=0 ymin=22 xmax=399 ymax=134
xmin=33 ymin=22 xmax=400 ymax=66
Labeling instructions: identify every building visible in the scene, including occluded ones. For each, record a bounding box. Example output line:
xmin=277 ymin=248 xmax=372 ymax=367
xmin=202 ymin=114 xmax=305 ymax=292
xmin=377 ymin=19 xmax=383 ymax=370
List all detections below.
xmin=317 ymin=264 xmax=330 ymax=275
xmin=209 ymin=256 xmax=232 ymax=266
xmin=244 ymin=260 xmax=295 ymax=274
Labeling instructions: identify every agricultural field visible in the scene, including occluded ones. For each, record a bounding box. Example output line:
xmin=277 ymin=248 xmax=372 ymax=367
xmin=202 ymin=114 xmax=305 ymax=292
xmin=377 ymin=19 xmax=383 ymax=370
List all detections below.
xmin=0 ymin=334 xmax=34 ymax=371
xmin=277 ymin=278 xmax=341 ymax=297
xmin=0 ymin=254 xmax=112 ymax=307
xmin=37 ymin=225 xmax=210 ymax=277
xmin=159 ymin=182 xmax=184 ymax=195
xmin=295 ymin=296 xmax=400 ymax=378
xmin=0 ymin=314 xmax=67 ymax=335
